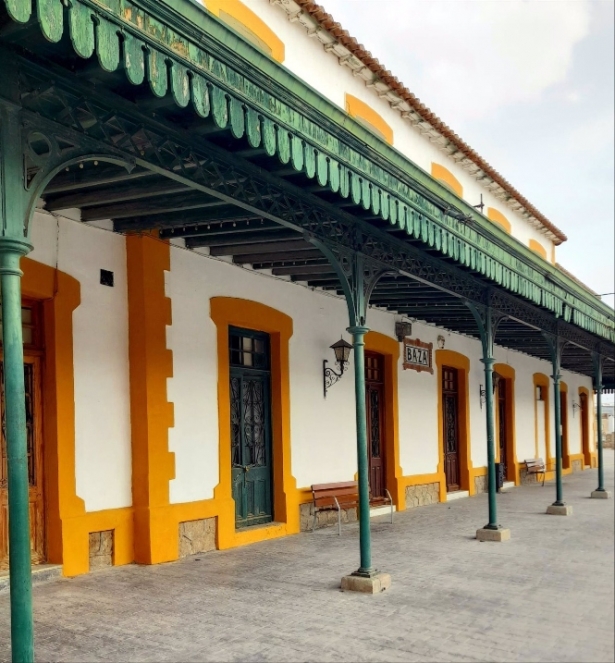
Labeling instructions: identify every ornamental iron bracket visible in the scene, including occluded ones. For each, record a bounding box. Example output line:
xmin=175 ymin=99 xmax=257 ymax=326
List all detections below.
xmin=465 ymin=300 xmax=507 ymax=360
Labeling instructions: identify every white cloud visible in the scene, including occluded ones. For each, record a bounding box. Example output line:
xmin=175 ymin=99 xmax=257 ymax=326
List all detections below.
xmin=565 ymin=111 xmax=615 ymax=153
xmin=321 ymin=0 xmax=591 ymax=120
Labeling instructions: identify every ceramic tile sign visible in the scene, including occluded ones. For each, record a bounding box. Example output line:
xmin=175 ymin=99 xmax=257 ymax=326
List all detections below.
xmin=403 ymin=338 xmax=433 ymax=374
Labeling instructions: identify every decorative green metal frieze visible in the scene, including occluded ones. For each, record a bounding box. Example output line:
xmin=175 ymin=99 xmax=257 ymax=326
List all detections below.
xmin=1 ymin=0 xmax=613 ymax=341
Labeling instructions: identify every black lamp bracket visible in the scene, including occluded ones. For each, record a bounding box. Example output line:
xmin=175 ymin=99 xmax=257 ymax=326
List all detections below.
xmin=323 ymin=359 xmax=349 ymax=398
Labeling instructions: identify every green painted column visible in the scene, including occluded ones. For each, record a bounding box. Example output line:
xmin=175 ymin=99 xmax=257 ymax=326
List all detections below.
xmin=0 ymin=243 xmax=34 ymax=663
xmin=551 ymin=371 xmax=565 ymax=506
xmin=348 ymin=324 xmax=374 ymax=577
xmin=481 ymin=356 xmax=499 ymax=529
xmin=1 ymin=102 xmax=35 ymax=662
xmin=594 ymin=358 xmax=606 ymax=493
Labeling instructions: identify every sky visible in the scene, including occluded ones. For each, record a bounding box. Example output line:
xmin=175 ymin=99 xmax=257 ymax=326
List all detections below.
xmin=321 ymin=0 xmax=615 ymax=310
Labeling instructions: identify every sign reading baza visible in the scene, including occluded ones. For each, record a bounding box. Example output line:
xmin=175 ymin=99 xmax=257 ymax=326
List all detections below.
xmin=403 ymin=338 xmax=433 ymax=374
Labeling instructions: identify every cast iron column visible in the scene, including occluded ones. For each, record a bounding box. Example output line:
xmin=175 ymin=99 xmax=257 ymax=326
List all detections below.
xmin=348 ymin=324 xmax=374 ymax=576
xmin=0 ymin=243 xmax=34 ymax=663
xmin=1 ymin=104 xmax=35 ymax=662
xmin=551 ymin=369 xmax=565 ymax=506
xmin=594 ymin=355 xmax=606 ymax=494
xmin=466 ymin=302 xmax=507 ymax=537
xmin=481 ymin=354 xmax=499 ymax=529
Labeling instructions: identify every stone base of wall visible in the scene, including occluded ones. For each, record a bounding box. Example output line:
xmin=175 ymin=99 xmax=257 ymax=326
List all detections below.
xmin=179 ymin=518 xmax=217 ymax=558
xmin=299 ymin=502 xmax=357 ymax=532
xmin=571 ymin=459 xmax=583 ymax=473
xmin=89 ymin=530 xmax=113 ymax=570
xmin=474 ymin=475 xmax=488 ymax=494
xmin=605 ymin=433 xmax=614 ymax=449
xmin=404 ymin=482 xmax=439 ymax=509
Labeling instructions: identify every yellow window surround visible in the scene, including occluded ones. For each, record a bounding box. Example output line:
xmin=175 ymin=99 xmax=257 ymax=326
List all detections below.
xmin=431 ymin=163 xmax=463 ymax=198
xmin=529 ymin=239 xmax=548 ymax=260
xmin=487 ymin=207 xmax=511 ymax=234
xmin=202 ymin=0 xmax=285 ymax=63
xmin=345 ymin=94 xmax=394 ymax=145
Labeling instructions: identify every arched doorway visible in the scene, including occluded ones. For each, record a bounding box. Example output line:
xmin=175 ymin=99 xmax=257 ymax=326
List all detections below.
xmin=365 ymin=352 xmax=386 ymax=499
xmin=494 ymin=364 xmax=517 ymax=484
xmin=579 ymin=390 xmax=591 ymax=468
xmin=0 ymin=300 xmax=45 ymax=569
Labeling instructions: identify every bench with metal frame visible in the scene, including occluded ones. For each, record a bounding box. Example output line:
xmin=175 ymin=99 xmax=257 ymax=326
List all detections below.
xmin=310 ymin=481 xmax=393 ymax=535
xmin=524 ymin=458 xmax=546 ymax=486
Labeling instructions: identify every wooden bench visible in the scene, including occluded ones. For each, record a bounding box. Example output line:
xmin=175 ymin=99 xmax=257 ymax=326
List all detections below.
xmin=524 ymin=458 xmax=546 ymax=486
xmin=310 ymin=481 xmax=393 ymax=535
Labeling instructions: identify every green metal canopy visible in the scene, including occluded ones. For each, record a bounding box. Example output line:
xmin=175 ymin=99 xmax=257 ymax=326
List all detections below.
xmin=2 ymin=0 xmax=614 ymax=342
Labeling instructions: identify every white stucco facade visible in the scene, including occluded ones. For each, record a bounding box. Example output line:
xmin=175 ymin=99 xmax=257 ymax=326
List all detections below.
xmin=30 ymin=211 xmax=133 ymax=513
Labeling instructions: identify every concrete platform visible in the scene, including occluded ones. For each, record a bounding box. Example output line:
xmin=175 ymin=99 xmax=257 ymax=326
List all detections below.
xmin=1 ymin=450 xmax=612 ymax=663
xmin=0 ymin=564 xmax=62 ymax=594
xmin=369 ymin=504 xmax=396 ymax=518
xmin=446 ymin=490 xmax=469 ymax=502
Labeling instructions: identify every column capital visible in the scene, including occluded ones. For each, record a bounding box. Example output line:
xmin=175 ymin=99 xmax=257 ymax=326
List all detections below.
xmin=0 ymin=239 xmax=32 ymax=276
xmin=480 ymin=357 xmax=496 ymax=367
xmin=347 ymin=325 xmax=370 ymax=337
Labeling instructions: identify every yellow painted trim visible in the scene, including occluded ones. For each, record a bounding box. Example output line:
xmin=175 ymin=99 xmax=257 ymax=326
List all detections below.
xmin=435 ymin=350 xmax=473 ymax=500
xmin=533 ymin=373 xmax=551 ymax=468
xmin=210 ymin=297 xmax=299 ymax=549
xmin=345 ymin=94 xmax=394 ymax=145
xmin=400 ymin=472 xmax=444 ymax=488
xmin=567 ymin=453 xmax=585 ymax=471
xmin=127 ymin=234 xmax=176 ymax=565
xmin=551 ymin=245 xmax=556 ymax=265
xmin=487 ymin=208 xmax=512 ymax=234
xmin=494 ymin=363 xmax=519 ymax=485
xmin=579 ymin=386 xmax=592 ymax=467
xmin=431 ymin=163 xmax=463 ymax=198
xmin=529 ymin=239 xmax=548 ymax=260
xmin=22 ymin=258 xmax=134 ymax=576
xmin=365 ymin=331 xmax=403 ymax=509
xmin=560 ymin=381 xmax=570 ymax=470
xmin=203 ymin=0 xmax=285 ymax=62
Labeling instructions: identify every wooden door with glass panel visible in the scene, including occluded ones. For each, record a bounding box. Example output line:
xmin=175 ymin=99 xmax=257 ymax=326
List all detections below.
xmin=365 ymin=352 xmax=386 ymax=499
xmin=442 ymin=366 xmax=461 ymax=492
xmin=0 ymin=302 xmax=45 ymax=569
xmin=497 ymin=376 xmax=508 ymax=482
xmin=229 ymin=327 xmax=273 ymax=528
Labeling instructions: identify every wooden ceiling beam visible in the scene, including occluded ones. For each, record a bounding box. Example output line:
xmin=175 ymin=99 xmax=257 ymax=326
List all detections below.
xmin=233 ymin=249 xmax=322 ymax=264
xmin=46 ymin=179 xmax=189 ymax=211
xmin=44 ymin=165 xmax=155 ymax=195
xmin=185 ymin=229 xmax=299 ymax=249
xmin=208 ymin=239 xmax=309 ymax=257
xmin=272 ymin=264 xmax=333 ymax=277
xmin=87 ymin=193 xmax=229 ymax=222
xmin=160 ymin=219 xmax=279 ymax=239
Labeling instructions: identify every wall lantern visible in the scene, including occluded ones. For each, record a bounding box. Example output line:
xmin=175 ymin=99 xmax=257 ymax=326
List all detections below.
xmin=395 ymin=320 xmax=412 ymax=342
xmin=323 ymin=338 xmax=353 ymax=397
xmin=571 ymin=400 xmax=581 ymax=418
xmin=479 ymin=385 xmax=486 ymax=409
xmin=479 ymin=374 xmax=501 ymax=409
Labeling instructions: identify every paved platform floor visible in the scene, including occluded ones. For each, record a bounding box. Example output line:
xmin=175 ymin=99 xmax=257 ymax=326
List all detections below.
xmin=1 ymin=452 xmax=613 ymax=663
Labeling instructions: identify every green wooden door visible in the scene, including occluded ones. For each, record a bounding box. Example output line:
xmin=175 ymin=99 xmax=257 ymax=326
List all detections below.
xmin=229 ymin=328 xmax=273 ymax=528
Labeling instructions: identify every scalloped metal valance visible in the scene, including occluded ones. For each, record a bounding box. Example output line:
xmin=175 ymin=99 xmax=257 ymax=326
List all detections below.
xmin=2 ymin=0 xmax=614 ymax=342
